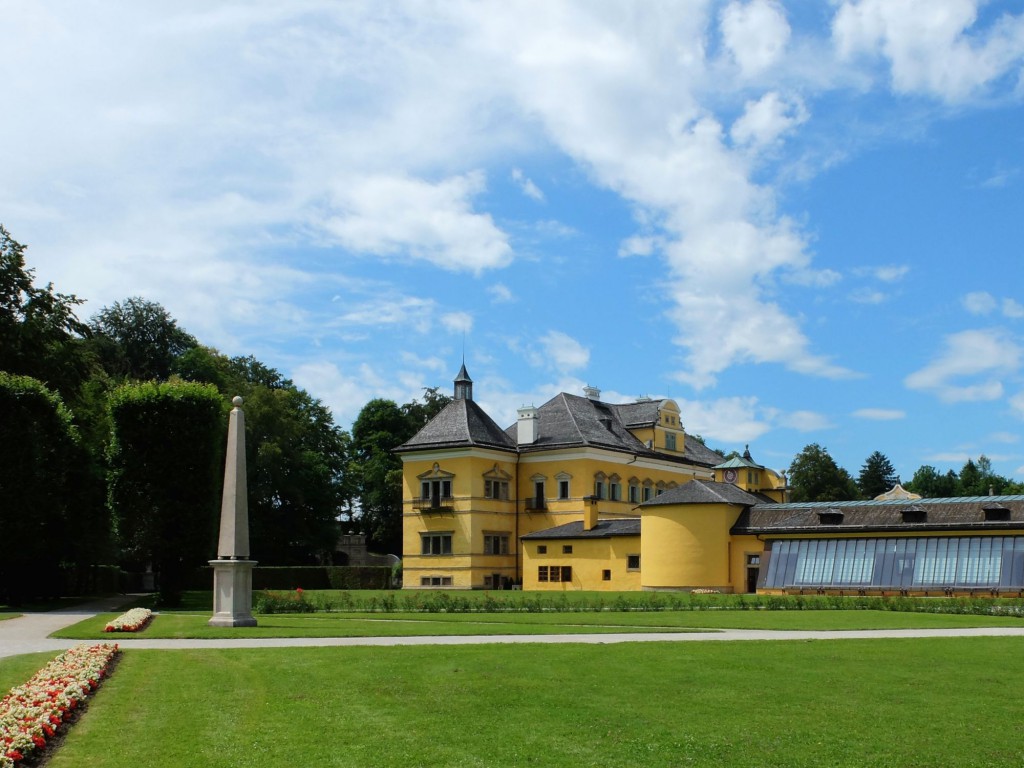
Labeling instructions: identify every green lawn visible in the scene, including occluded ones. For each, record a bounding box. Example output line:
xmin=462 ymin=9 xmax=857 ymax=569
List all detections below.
xmin=52 ymin=607 xmax=1024 ymax=640
xmin=0 ymin=613 xmax=21 ymax=621
xmin=38 ymin=639 xmax=1024 ymax=767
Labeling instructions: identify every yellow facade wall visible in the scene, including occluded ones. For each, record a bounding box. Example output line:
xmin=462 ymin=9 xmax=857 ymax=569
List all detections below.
xmin=522 ymin=535 xmax=642 ymax=591
xmin=728 ymin=535 xmax=766 ymax=593
xmin=641 ymin=504 xmax=742 ymax=590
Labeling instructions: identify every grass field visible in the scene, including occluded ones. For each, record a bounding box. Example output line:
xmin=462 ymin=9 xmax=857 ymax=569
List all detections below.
xmin=28 ymin=638 xmax=1024 ymax=767
xmin=52 ymin=606 xmax=1024 ymax=640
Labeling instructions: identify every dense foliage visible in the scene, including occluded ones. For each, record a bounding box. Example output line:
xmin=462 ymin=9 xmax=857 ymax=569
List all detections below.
xmin=107 ymin=381 xmax=225 ymax=604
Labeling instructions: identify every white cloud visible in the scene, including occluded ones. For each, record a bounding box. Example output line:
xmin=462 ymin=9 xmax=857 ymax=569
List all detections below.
xmin=850 ymin=288 xmax=887 ymax=304
xmin=321 ymin=172 xmax=513 ymax=274
xmin=990 ymin=431 xmax=1019 ymax=444
xmin=618 ymin=235 xmax=661 ymax=258
xmin=963 ymin=292 xmax=1024 ymax=319
xmin=963 ymin=291 xmax=998 ymax=315
xmin=905 ymin=328 xmax=1022 ymax=402
xmin=1011 ymin=391 xmax=1024 ymax=419
xmin=720 ymin=1 xmax=791 ymax=78
xmin=731 ymin=91 xmax=808 ymax=149
xmin=676 ymin=396 xmax=772 ymax=443
xmin=873 ymin=265 xmax=910 ymax=282
xmin=833 ymin=0 xmax=1024 ymax=102
xmin=488 ymin=283 xmax=514 ymax=303
xmin=779 ymin=410 xmax=834 ymax=431
xmin=441 ymin=311 xmax=474 ymax=334
xmin=1003 ymin=298 xmax=1024 ymax=319
xmin=337 ymin=295 xmax=436 ymax=334
xmin=540 ymin=330 xmax=590 ymax=372
xmin=511 ymin=168 xmax=545 ymax=201
xmin=853 ymin=408 xmax=906 ymax=420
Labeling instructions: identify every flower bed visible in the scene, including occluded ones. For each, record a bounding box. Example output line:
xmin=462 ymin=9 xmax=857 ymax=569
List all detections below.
xmin=1 ymin=643 xmax=119 ymax=767
xmin=104 ymin=607 xmax=153 ymax=633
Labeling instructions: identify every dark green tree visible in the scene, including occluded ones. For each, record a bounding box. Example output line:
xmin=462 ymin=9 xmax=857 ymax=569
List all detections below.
xmin=89 ymin=297 xmax=198 ymax=381
xmin=0 ymin=225 xmax=91 ymax=393
xmin=350 ymin=398 xmax=409 ymax=553
xmin=957 ymin=455 xmax=1013 ymax=497
xmin=788 ymin=443 xmax=859 ymax=503
xmin=402 ymin=386 xmax=453 ymax=430
xmin=107 ymin=380 xmax=224 ymax=605
xmin=0 ymin=373 xmax=84 ymax=602
xmin=906 ymin=465 xmax=959 ymax=498
xmin=857 ymin=451 xmax=899 ymax=499
xmin=174 ymin=347 xmax=349 ymax=564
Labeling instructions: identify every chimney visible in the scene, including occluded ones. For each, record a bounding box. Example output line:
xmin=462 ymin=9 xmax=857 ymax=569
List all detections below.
xmin=583 ymin=385 xmax=601 ymax=401
xmin=583 ymin=495 xmax=599 ymax=531
xmin=517 ymin=406 xmax=538 ymax=445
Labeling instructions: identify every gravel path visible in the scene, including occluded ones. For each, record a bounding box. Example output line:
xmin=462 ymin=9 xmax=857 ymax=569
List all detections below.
xmin=5 ymin=600 xmax=1024 ymax=659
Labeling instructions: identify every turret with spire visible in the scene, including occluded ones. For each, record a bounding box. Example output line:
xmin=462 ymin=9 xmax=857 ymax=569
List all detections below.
xmin=454 ymin=361 xmax=473 ymax=401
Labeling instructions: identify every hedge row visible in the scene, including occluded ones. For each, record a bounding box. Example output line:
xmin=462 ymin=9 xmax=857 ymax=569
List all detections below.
xmin=182 ymin=566 xmax=394 ymax=591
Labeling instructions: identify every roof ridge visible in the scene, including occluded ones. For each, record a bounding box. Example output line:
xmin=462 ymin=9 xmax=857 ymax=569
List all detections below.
xmin=558 ymin=392 xmax=588 ymax=445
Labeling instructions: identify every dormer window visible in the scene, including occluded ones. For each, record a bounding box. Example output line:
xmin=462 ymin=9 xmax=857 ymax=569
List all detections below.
xmin=817 ymin=509 xmax=844 ymax=525
xmin=984 ymin=504 xmax=1011 ymax=522
xmin=901 ymin=506 xmax=926 ymax=524
xmin=665 ymin=433 xmax=677 ymax=451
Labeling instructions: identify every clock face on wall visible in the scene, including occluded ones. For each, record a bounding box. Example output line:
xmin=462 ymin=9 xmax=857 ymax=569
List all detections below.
xmin=723 ymin=469 xmax=738 ymax=483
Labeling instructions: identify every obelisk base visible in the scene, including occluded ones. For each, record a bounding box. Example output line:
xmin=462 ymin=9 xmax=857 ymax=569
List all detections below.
xmin=208 ymin=559 xmax=258 ymax=627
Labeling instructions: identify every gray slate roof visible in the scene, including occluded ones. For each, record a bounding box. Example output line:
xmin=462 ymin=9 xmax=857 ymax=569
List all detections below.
xmin=521 ymin=518 xmax=641 ymax=540
xmin=732 ymin=495 xmax=1024 ymax=535
xmin=396 ymin=399 xmax=517 ymax=453
xmin=641 ymin=480 xmax=769 ymax=507
xmin=504 ymin=393 xmax=724 ymax=468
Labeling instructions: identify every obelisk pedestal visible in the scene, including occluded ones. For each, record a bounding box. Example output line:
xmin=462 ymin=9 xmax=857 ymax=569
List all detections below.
xmin=209 ymin=396 xmax=258 ymax=627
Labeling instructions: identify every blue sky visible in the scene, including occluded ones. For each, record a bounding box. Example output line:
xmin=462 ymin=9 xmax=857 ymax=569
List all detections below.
xmin=3 ymin=1 xmax=1024 ymax=482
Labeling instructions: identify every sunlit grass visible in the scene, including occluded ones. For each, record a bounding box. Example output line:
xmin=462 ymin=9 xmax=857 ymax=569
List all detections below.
xmin=44 ymin=638 xmax=1024 ymax=767
xmin=52 ymin=606 xmax=1024 ymax=640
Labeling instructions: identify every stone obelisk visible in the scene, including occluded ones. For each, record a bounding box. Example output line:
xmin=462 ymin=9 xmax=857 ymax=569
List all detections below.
xmin=209 ymin=396 xmax=258 ymax=627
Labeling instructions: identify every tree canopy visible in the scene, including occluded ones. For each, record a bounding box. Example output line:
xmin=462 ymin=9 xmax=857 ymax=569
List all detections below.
xmin=788 ymin=444 xmax=860 ymax=503
xmin=857 ymin=451 xmax=899 ymax=499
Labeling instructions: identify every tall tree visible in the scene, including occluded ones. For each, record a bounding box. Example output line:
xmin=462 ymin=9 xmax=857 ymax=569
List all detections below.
xmin=0 ymin=224 xmax=91 ymax=392
xmin=107 ymin=380 xmax=224 ymax=605
xmin=174 ymin=346 xmax=350 ymax=563
xmin=0 ymin=373 xmax=86 ymax=602
xmin=788 ymin=443 xmax=859 ymax=503
xmin=857 ymin=451 xmax=899 ymax=499
xmin=906 ymin=465 xmax=959 ymax=498
xmin=89 ymin=297 xmax=197 ymax=380
xmin=350 ymin=398 xmax=409 ymax=553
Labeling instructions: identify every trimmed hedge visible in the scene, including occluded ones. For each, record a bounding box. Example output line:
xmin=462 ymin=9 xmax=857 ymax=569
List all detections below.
xmin=183 ymin=566 xmax=394 ymax=591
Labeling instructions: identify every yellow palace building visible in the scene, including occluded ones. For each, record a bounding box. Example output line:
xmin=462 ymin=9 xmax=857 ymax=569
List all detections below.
xmin=397 ymin=366 xmax=1024 ymax=595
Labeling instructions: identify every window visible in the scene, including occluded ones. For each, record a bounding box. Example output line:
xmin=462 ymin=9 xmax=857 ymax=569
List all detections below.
xmin=537 ymin=545 xmax=547 ymax=555
xmin=484 ymin=534 xmax=510 ymax=555
xmin=484 ymin=479 xmax=510 ymax=500
xmin=609 ymin=475 xmax=621 ymax=501
xmin=557 ymin=474 xmax=571 ymax=500
xmin=420 ymin=576 xmax=453 ymax=586
xmin=594 ymin=478 xmax=605 ymax=499
xmin=421 ymin=533 xmax=453 ymax=556
xmin=627 ymin=554 xmax=640 ymax=570
xmin=642 ymin=485 xmax=653 ymax=502
xmin=530 ymin=479 xmax=545 ymax=510
xmin=602 ymin=570 xmax=611 ymax=581
xmin=563 ymin=544 xmax=573 ymax=554
xmin=665 ymin=433 xmax=677 ymax=451
xmin=628 ymin=482 xmax=639 ymax=504
xmin=538 ymin=565 xmax=572 ymax=583
xmin=420 ymin=479 xmax=452 ymax=503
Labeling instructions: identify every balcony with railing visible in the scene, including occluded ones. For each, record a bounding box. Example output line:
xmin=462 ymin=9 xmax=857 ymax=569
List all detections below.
xmin=525 ymin=498 xmax=547 ymax=512
xmin=412 ymin=496 xmax=455 ymax=513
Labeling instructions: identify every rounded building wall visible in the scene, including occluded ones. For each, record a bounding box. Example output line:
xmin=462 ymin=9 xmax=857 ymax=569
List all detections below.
xmin=640 ymin=505 xmax=733 ymax=589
